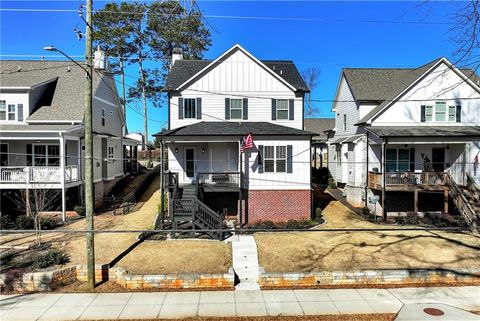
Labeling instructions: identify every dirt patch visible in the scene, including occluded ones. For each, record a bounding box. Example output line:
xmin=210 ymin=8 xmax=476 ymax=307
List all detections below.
xmin=255 ymin=200 xmax=480 ymax=273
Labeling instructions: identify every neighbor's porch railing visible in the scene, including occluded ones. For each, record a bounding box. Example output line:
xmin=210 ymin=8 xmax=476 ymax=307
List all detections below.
xmin=0 ymin=165 xmax=79 ymax=184
xmin=197 ymin=172 xmax=241 ymax=188
xmin=368 ymin=171 xmax=448 ymax=190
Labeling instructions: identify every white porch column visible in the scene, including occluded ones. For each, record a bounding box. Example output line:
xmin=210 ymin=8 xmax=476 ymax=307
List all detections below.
xmin=60 ymin=135 xmax=66 ymax=221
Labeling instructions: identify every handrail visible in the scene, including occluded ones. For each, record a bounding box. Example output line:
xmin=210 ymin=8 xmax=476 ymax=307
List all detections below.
xmin=194 ymin=198 xmax=222 ymax=230
xmin=447 ymin=173 xmax=477 ymax=231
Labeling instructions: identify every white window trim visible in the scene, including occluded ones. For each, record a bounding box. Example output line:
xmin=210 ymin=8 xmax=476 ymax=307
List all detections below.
xmin=264 ymin=145 xmax=288 ymax=173
xmin=230 ymin=98 xmax=243 ymax=120
xmin=276 ymin=99 xmax=289 ymax=120
xmin=425 ymin=102 xmax=459 ymax=123
xmin=0 ymin=101 xmax=19 ymax=122
xmin=33 ymin=143 xmax=60 ymax=166
xmin=184 ymin=98 xmax=197 ymax=119
xmin=107 ymin=146 xmax=115 ymax=160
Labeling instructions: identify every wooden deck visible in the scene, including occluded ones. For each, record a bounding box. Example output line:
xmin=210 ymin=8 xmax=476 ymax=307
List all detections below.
xmin=368 ymin=171 xmax=449 ymax=191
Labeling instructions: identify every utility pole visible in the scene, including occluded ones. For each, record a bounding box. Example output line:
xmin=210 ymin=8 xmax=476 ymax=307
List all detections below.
xmin=84 ymin=0 xmax=96 ymax=290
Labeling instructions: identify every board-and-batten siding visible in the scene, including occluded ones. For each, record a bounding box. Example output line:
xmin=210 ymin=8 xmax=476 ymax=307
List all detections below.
xmin=169 ymin=49 xmax=303 ymax=131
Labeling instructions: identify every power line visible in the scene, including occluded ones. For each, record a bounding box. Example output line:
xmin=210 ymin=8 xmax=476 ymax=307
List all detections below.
xmin=0 ymin=7 xmax=457 ymax=25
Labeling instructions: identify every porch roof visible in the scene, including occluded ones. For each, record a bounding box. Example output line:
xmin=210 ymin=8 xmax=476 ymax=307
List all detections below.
xmin=0 ymin=123 xmax=79 ymax=133
xmin=154 ymin=121 xmax=315 ymax=137
xmin=365 ymin=126 xmax=480 ymax=138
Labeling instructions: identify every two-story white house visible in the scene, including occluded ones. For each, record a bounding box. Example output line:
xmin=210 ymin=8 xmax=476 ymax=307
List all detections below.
xmin=327 ymin=57 xmax=480 ymax=224
xmin=0 ymin=59 xmax=126 ymax=220
xmin=155 ymin=44 xmax=313 ymax=229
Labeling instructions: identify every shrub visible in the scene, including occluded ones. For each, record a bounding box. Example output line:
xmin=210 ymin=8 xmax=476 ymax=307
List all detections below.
xmin=0 ymin=215 xmax=10 ymax=229
xmin=146 ymin=160 xmax=153 ymax=169
xmin=361 ymin=206 xmax=371 ymax=216
xmin=40 ymin=218 xmax=57 ymax=230
xmin=32 ymin=249 xmax=69 ymax=269
xmin=315 ymin=207 xmax=323 ymax=221
xmin=15 ymin=215 xmax=34 ymax=229
xmin=74 ymin=206 xmax=86 ymax=217
xmin=285 ymin=219 xmax=302 ymax=229
xmin=396 ymin=212 xmax=419 ymax=225
xmin=250 ymin=220 xmax=276 ymax=230
xmin=0 ymin=269 xmax=25 ymax=293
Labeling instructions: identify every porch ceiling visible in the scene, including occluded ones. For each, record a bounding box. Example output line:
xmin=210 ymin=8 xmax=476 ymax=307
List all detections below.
xmin=366 ymin=126 xmax=480 ymax=138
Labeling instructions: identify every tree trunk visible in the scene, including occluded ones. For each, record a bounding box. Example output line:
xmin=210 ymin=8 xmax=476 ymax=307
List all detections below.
xmin=138 ymin=57 xmax=148 ymax=155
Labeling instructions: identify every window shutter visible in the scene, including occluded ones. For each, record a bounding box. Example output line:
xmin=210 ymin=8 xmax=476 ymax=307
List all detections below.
xmin=287 ymin=145 xmax=293 ymax=173
xmin=225 ymin=98 xmax=230 ymax=120
xmin=26 ymin=144 xmax=32 ymax=166
xmin=409 ymin=148 xmax=415 ymax=172
xmin=288 ymin=99 xmax=294 ymax=120
xmin=420 ymin=105 xmax=426 ymax=122
xmin=456 ymin=105 xmax=461 ymax=123
xmin=243 ymin=98 xmax=248 ymax=120
xmin=258 ymin=145 xmax=264 ymax=173
xmin=17 ymin=104 xmax=23 ymax=122
xmin=271 ymin=99 xmax=277 ymax=120
xmin=178 ymin=98 xmax=183 ymax=119
xmin=196 ymin=98 xmax=202 ymax=119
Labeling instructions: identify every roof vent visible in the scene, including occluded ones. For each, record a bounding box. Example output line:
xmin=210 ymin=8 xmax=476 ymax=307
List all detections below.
xmin=272 ymin=65 xmax=276 ymax=71
xmin=40 ymin=56 xmax=45 ymax=61
xmin=17 ymin=65 xmax=21 ymax=72
xmin=280 ymin=70 xmax=283 ymax=75
xmin=67 ymin=66 xmax=71 ymax=72
xmin=171 ymin=47 xmax=183 ymax=69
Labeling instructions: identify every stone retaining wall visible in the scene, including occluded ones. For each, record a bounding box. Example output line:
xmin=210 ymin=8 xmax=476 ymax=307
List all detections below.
xmin=260 ymin=268 xmax=480 ymax=288
xmin=0 ymin=266 xmax=77 ymax=292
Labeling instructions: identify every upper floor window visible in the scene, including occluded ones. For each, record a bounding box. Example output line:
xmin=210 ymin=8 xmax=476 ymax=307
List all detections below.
xmin=0 ymin=101 xmax=5 ymax=120
xmin=184 ymin=98 xmax=196 ymax=119
xmin=230 ymin=99 xmax=243 ymax=119
xmin=101 ymin=109 xmax=106 ymax=126
xmin=276 ymin=99 xmax=289 ymax=120
xmin=343 ymin=114 xmax=347 ymax=131
xmin=264 ymin=145 xmax=288 ymax=173
xmin=108 ymin=146 xmax=115 ymax=159
xmin=422 ymin=102 xmax=461 ymax=122
xmin=0 ymin=101 xmax=17 ymax=121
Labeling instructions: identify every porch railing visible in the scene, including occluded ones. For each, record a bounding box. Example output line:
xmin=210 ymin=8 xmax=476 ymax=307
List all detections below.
xmin=368 ymin=171 xmax=448 ymax=190
xmin=0 ymin=165 xmax=79 ymax=184
xmin=197 ymin=172 xmax=241 ymax=188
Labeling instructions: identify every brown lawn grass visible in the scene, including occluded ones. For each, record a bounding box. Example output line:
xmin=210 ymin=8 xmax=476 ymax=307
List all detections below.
xmin=255 ymin=200 xmax=480 ymax=273
xmin=1 ymin=176 xmax=232 ymax=274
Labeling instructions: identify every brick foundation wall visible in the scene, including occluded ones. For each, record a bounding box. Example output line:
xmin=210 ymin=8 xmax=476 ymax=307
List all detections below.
xmin=248 ymin=190 xmax=311 ymax=223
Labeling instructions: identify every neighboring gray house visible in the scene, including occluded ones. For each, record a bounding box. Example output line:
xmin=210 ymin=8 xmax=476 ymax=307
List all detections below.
xmin=304 ymin=118 xmax=335 ymax=168
xmin=0 ymin=59 xmax=126 ymax=219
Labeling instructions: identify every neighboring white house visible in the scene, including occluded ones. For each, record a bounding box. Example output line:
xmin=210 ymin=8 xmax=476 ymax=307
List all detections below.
xmin=0 ymin=58 xmax=127 ymax=219
xmin=155 ymin=44 xmax=313 ymax=224
xmin=327 ymin=57 xmax=480 ymax=222
xmin=304 ymin=118 xmax=335 ymax=168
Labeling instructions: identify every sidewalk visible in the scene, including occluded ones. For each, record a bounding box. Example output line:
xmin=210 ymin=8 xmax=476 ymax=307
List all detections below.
xmin=1 ymin=286 xmax=479 ymax=320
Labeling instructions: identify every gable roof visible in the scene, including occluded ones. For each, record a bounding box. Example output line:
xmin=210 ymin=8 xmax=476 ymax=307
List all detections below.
xmin=366 ymin=126 xmax=480 ymax=138
xmin=339 ymin=57 xmax=480 ymax=125
xmin=304 ymin=118 xmax=335 ymax=142
xmin=154 ymin=121 xmax=315 ymax=137
xmin=0 ymin=60 xmax=107 ymax=122
xmin=165 ymin=45 xmax=309 ymax=92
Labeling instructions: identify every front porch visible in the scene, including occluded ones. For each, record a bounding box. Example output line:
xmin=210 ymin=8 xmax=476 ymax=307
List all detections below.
xmin=368 ymin=171 xmax=449 ymax=191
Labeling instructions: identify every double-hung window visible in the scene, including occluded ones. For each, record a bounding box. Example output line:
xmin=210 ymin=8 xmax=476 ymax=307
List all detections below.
xmin=448 ymin=105 xmax=456 ymax=121
xmin=7 ymin=104 xmax=15 ymax=121
xmin=184 ymin=98 xmax=196 ymax=119
xmin=34 ymin=144 xmax=59 ymax=166
xmin=0 ymin=101 xmax=6 ymax=121
xmin=435 ymin=102 xmax=446 ymax=121
xmin=230 ymin=98 xmax=243 ymax=119
xmin=263 ymin=145 xmax=288 ymax=173
xmin=386 ymin=148 xmax=410 ymax=172
xmin=108 ymin=146 xmax=115 ymax=160
xmin=276 ymin=99 xmax=289 ymax=120
xmin=276 ymin=146 xmax=287 ymax=173
xmin=425 ymin=105 xmax=433 ymax=122
xmin=101 ymin=109 xmax=106 ymax=126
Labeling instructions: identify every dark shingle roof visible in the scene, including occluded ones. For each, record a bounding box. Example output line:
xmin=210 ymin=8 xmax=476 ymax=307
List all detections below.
xmin=0 ymin=123 xmax=78 ymax=132
xmin=0 ymin=60 xmax=104 ymax=122
xmin=165 ymin=59 xmax=309 ymax=92
xmin=154 ymin=122 xmax=315 ymax=137
xmin=304 ymin=118 xmax=335 ymax=142
xmin=366 ymin=126 xmax=480 ymax=137
xmin=342 ymin=58 xmax=480 ymax=125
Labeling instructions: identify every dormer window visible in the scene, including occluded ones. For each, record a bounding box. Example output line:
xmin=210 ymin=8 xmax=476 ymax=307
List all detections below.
xmin=0 ymin=101 xmax=6 ymax=120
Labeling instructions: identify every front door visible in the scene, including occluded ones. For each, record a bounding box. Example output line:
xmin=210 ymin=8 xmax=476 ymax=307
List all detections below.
xmin=185 ymin=148 xmax=195 ymax=178
xmin=432 ymin=148 xmax=445 ymax=172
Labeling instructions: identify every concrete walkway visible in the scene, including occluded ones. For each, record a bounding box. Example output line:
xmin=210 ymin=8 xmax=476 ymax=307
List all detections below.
xmin=230 ymin=234 xmax=261 ymax=290
xmin=1 ymin=286 xmax=479 ymax=320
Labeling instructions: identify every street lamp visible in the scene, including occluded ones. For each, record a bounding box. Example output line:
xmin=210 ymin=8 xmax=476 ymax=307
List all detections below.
xmin=43 ymin=43 xmax=96 ymax=289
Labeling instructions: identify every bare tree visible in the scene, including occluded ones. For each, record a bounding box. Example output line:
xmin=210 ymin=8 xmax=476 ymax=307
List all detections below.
xmin=10 ymin=188 xmax=61 ymax=246
xmin=451 ymin=0 xmax=479 ymax=66
xmin=301 ymin=67 xmax=321 ymax=116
